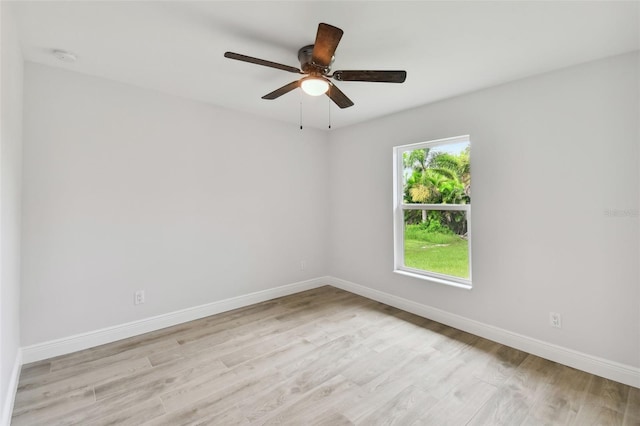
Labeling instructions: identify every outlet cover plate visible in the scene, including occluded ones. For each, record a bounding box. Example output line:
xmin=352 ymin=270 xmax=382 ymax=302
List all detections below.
xmin=134 ymin=290 xmax=145 ymax=305
xmin=549 ymin=312 xmax=562 ymax=328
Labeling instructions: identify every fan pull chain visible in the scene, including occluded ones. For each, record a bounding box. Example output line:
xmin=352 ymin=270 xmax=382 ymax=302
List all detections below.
xmin=299 ymin=91 xmax=303 ymax=130
xmin=328 ymin=98 xmax=332 ymax=129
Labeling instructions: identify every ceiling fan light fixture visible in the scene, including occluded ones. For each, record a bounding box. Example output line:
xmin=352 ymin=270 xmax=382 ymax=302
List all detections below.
xmin=301 ymin=77 xmax=329 ymax=96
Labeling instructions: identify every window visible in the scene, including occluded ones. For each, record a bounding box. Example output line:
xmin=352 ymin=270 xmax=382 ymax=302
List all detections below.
xmin=393 ymin=135 xmax=472 ymax=288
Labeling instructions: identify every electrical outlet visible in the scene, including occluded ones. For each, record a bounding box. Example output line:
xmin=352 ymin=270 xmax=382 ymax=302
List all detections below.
xmin=134 ymin=290 xmax=145 ymax=305
xmin=549 ymin=312 xmax=561 ymax=328
xmin=300 ymin=260 xmax=306 ymax=271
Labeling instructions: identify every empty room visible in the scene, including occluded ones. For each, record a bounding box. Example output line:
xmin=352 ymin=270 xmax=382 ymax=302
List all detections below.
xmin=1 ymin=1 xmax=639 ymax=425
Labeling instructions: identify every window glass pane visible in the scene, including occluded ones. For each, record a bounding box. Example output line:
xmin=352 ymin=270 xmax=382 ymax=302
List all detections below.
xmin=394 ymin=136 xmax=472 ymax=286
xmin=403 ymin=209 xmax=469 ymax=279
xmin=402 ymin=142 xmax=470 ymax=205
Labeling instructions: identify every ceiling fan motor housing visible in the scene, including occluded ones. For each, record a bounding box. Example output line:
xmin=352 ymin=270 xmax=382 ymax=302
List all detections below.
xmin=298 ymin=45 xmax=332 ymax=75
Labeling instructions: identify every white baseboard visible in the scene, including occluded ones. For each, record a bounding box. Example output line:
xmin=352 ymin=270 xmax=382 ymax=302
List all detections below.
xmin=1 ymin=348 xmax=22 ymax=426
xmin=326 ymin=276 xmax=640 ymax=389
xmin=21 ymin=278 xmax=327 ymax=364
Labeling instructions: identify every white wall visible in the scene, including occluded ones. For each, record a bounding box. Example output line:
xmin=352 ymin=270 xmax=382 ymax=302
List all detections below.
xmin=0 ymin=1 xmax=24 ymax=422
xmin=21 ymin=63 xmax=329 ymax=346
xmin=328 ymin=53 xmax=639 ymax=368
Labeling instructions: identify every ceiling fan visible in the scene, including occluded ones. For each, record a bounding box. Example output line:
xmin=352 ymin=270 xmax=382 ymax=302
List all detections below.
xmin=224 ymin=23 xmax=407 ymax=109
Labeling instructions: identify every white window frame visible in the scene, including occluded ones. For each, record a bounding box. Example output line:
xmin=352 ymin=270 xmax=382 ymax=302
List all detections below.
xmin=393 ymin=135 xmax=472 ymax=289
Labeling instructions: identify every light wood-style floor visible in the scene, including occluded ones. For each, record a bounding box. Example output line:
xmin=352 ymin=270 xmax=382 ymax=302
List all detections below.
xmin=12 ymin=286 xmax=639 ymax=425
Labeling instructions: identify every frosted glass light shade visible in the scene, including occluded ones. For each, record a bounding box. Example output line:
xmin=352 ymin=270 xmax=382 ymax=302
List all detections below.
xmin=301 ymin=77 xmax=329 ymax=96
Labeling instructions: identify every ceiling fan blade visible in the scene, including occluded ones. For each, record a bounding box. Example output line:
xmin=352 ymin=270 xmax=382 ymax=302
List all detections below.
xmin=262 ymin=80 xmax=300 ymax=100
xmin=224 ymin=52 xmax=302 ymax=74
xmin=312 ymin=23 xmax=343 ymax=67
xmin=326 ymin=82 xmax=354 ymax=109
xmin=332 ymin=70 xmax=407 ymax=83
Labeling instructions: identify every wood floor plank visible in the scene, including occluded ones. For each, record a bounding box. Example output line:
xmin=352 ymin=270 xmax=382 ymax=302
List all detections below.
xmin=19 ymin=337 xmax=175 ymax=390
xmin=14 ymin=356 xmax=151 ymax=411
xmin=10 ymin=385 xmax=95 ymax=426
xmin=189 ymin=408 xmax=250 ymax=426
xmin=471 ymin=343 xmax=529 ymax=386
xmin=342 ymin=350 xmax=442 ymax=422
xmin=363 ymin=315 xmax=448 ymax=355
xmin=519 ymin=364 xmax=592 ymax=425
xmin=571 ymin=375 xmax=632 ymax=426
xmin=18 ymin=362 xmax=51 ymax=381
xmin=294 ymin=302 xmax=398 ymax=346
xmin=340 ymin=344 xmax=412 ymax=386
xmin=277 ymin=335 xmax=372 ymax=390
xmin=308 ymin=412 xmax=354 ymax=426
xmin=12 ymin=286 xmax=638 ymax=425
xmin=158 ymin=367 xmax=246 ymax=413
xmin=34 ymin=366 xmax=203 ymax=426
xmin=413 ymin=377 xmax=497 ymax=425
xmin=237 ymin=373 xmax=314 ymax=423
xmin=91 ymin=397 xmax=165 ymax=426
xmin=583 ymin=375 xmax=631 ymax=415
xmin=259 ymin=374 xmax=358 ymax=425
xmin=219 ymin=332 xmax=310 ymax=368
xmin=470 ymin=354 xmax=563 ymax=425
xmin=231 ymin=338 xmax=318 ymax=377
xmin=466 ymin=384 xmax=532 ymax=426
xmin=572 ymin=404 xmax=625 ymax=425
xmin=172 ymin=306 xmax=285 ymax=346
xmin=94 ymin=354 xmax=227 ymax=400
xmin=358 ymin=384 xmax=439 ymax=425
xmin=623 ymin=385 xmax=640 ymax=425
xmin=47 ymin=334 xmax=179 ymax=374
xmin=151 ymin=368 xmax=284 ymax=425
xmin=364 ymin=315 xmax=433 ymax=353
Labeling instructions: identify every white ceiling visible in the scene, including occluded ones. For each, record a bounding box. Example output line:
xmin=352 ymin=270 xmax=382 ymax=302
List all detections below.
xmin=10 ymin=1 xmax=640 ymax=130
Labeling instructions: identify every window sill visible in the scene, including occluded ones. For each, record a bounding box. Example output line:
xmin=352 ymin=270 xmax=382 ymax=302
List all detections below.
xmin=393 ymin=269 xmax=472 ymax=290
